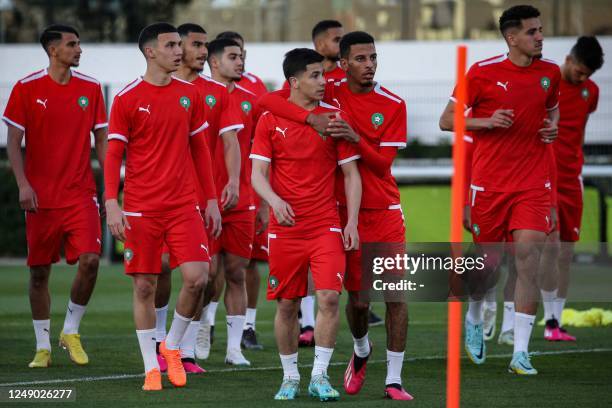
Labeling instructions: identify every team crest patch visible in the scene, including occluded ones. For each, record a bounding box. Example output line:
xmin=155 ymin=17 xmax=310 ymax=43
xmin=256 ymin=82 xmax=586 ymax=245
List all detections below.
xmin=472 ymin=224 xmax=480 ymax=236
xmin=124 ymin=248 xmax=134 ymax=262
xmin=371 ymin=112 xmax=384 ymax=129
xmin=241 ymin=100 xmax=252 ymax=113
xmin=179 ymin=96 xmax=191 ymax=110
xmin=581 ymin=88 xmax=589 ymax=100
xmin=205 ymin=95 xmax=216 ymax=108
xmin=77 ymin=96 xmax=89 ymax=111
xmin=269 ymin=276 xmax=279 ymax=290
xmin=540 ymin=76 xmax=551 ymax=91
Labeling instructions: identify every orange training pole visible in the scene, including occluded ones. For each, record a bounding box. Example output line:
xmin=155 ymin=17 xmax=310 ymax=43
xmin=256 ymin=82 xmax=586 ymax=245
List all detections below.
xmin=447 ymin=44 xmax=467 ymax=408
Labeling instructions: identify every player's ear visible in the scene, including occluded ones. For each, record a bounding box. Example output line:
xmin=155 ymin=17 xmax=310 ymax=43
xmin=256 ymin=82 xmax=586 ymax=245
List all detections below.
xmin=288 ymin=76 xmax=299 ymax=89
xmin=339 ymin=57 xmax=348 ymax=71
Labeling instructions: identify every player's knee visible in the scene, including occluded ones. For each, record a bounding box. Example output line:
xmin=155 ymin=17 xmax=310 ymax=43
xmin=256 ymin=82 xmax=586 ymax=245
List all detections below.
xmin=133 ymin=280 xmax=156 ymax=300
xmin=317 ymin=291 xmax=340 ymax=312
xmin=348 ymin=292 xmax=369 ymax=312
xmin=29 ymin=266 xmax=50 ymax=289
xmin=79 ymin=253 xmax=99 ymax=275
xmin=277 ymin=299 xmax=299 ymax=319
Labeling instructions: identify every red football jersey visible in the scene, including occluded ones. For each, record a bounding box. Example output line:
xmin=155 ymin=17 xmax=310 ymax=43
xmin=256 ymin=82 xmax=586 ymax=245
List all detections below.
xmin=108 ymin=77 xmax=208 ymax=214
xmin=2 ymin=69 xmax=107 ymax=208
xmin=250 ymin=102 xmax=360 ymax=238
xmin=331 ymin=81 xmax=407 ymax=209
xmin=191 ymin=75 xmax=244 ymax=206
xmin=238 ymin=72 xmax=268 ymax=98
xmin=213 ymin=83 xmax=260 ymax=211
xmin=454 ymin=54 xmax=561 ymax=192
xmin=554 ymin=77 xmax=599 ymax=188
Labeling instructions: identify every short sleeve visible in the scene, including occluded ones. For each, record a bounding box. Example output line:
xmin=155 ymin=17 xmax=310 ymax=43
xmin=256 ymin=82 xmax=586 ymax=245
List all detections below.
xmin=2 ymin=81 xmax=27 ymax=131
xmin=380 ymin=101 xmax=408 ymax=148
xmin=190 ymin=89 xmax=209 ymax=138
xmin=250 ymin=114 xmax=273 ymax=163
xmin=451 ymin=64 xmax=479 ymax=109
xmin=108 ymin=95 xmax=130 ymax=143
xmin=218 ymin=89 xmax=244 ymax=135
xmin=336 ymin=138 xmax=360 ymax=166
xmin=546 ymin=67 xmax=561 ymax=111
xmin=589 ymin=83 xmax=599 ymax=114
xmin=93 ymin=84 xmax=108 ymax=130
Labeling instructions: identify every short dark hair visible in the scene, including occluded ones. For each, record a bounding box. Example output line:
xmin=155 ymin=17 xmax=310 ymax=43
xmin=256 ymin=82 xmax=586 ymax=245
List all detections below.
xmin=216 ymin=31 xmax=244 ymax=44
xmin=206 ymin=38 xmax=241 ymax=61
xmin=571 ymin=36 xmax=604 ymax=72
xmin=283 ymin=48 xmax=324 ymax=80
xmin=499 ymin=5 xmax=540 ymax=34
xmin=40 ymin=24 xmax=79 ymax=55
xmin=339 ymin=31 xmax=375 ymax=59
xmin=311 ymin=20 xmax=343 ymax=41
xmin=177 ymin=23 xmax=207 ymax=38
xmin=138 ymin=22 xmax=177 ymax=53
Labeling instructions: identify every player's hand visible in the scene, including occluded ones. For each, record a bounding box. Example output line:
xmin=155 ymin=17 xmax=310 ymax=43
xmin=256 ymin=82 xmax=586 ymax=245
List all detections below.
xmin=256 ymin=205 xmax=269 ymax=234
xmin=306 ymin=113 xmax=334 ymax=135
xmin=327 ymin=114 xmax=360 ymax=143
xmin=342 ymin=221 xmax=359 ymax=251
xmin=19 ymin=182 xmax=38 ymax=212
xmin=220 ymin=179 xmax=239 ymax=211
xmin=105 ymin=199 xmax=129 ymax=242
xmin=205 ymin=199 xmax=222 ymax=239
xmin=549 ymin=206 xmax=558 ymax=231
xmin=271 ymin=197 xmax=295 ymax=226
xmin=486 ymin=109 xmax=514 ymax=129
xmin=539 ymin=118 xmax=558 ymax=143
xmin=463 ymin=204 xmax=472 ymax=232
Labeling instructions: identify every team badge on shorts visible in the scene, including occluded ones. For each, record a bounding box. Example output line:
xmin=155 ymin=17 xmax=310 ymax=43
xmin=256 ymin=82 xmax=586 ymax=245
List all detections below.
xmin=205 ymin=95 xmax=216 ymax=108
xmin=124 ymin=248 xmax=134 ymax=263
xmin=269 ymin=276 xmax=279 ymax=290
xmin=540 ymin=76 xmax=551 ymax=91
xmin=371 ymin=112 xmax=384 ymax=129
xmin=77 ymin=96 xmax=89 ymax=111
xmin=180 ymin=96 xmax=191 ymax=111
xmin=581 ymin=88 xmax=590 ymax=100
xmin=472 ymin=224 xmax=480 ymax=236
xmin=241 ymin=101 xmax=252 ymax=113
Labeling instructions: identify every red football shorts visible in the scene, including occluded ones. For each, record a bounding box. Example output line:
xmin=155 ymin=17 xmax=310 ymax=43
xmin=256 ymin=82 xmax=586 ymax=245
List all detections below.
xmin=469 ymin=186 xmax=552 ymax=243
xmin=210 ymin=208 xmax=256 ymax=259
xmin=556 ymin=185 xmax=583 ymax=242
xmin=251 ymin=205 xmax=269 ymax=262
xmin=123 ymin=207 xmax=209 ymax=274
xmin=25 ymin=196 xmax=101 ymax=266
xmin=266 ymin=228 xmax=345 ymax=300
xmin=340 ymin=205 xmax=406 ymax=292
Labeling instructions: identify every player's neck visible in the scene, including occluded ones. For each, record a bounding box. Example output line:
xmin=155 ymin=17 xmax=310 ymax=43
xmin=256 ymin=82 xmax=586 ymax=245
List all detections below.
xmin=143 ymin=65 xmax=173 ymax=86
xmin=560 ymin=64 xmax=570 ymax=82
xmin=212 ymin=71 xmax=235 ymax=92
xmin=322 ymin=58 xmax=338 ymax=73
xmin=507 ymin=49 xmax=534 ymax=67
xmin=288 ymin=91 xmax=318 ymax=111
xmin=347 ymin=78 xmax=373 ymax=94
xmin=47 ymin=61 xmax=72 ymax=85
xmin=175 ymin=65 xmax=199 ymax=83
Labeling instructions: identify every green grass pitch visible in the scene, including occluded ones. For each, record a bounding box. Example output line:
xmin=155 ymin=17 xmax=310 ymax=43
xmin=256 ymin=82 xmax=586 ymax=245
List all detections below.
xmin=0 ymin=186 xmax=611 ymax=407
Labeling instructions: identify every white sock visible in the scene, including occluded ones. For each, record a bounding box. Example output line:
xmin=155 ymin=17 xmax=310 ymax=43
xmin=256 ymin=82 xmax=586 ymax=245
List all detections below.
xmin=385 ymin=350 xmax=404 ymax=386
xmin=541 ymin=289 xmax=558 ymax=321
xmin=226 ymin=315 xmax=245 ymax=351
xmin=200 ymin=305 xmax=209 ymax=324
xmin=155 ymin=304 xmax=168 ymax=342
xmin=300 ymin=296 xmax=316 ymax=328
xmin=244 ymin=308 xmax=257 ymax=330
xmin=33 ymin=319 xmax=51 ymax=351
xmin=513 ymin=312 xmax=535 ymax=354
xmin=62 ymin=300 xmax=86 ymax=335
xmin=311 ymin=346 xmax=334 ymax=377
xmin=555 ymin=297 xmax=566 ymax=326
xmin=136 ymin=328 xmax=159 ymax=373
xmin=466 ymin=298 xmax=483 ymax=325
xmin=280 ymin=352 xmax=300 ymax=381
xmin=501 ymin=302 xmax=515 ymax=332
xmin=208 ymin=301 xmax=219 ymax=326
xmin=180 ymin=321 xmax=200 ymax=359
xmin=165 ymin=311 xmax=192 ymax=350
xmin=353 ymin=334 xmax=371 ymax=358
xmin=484 ymin=285 xmax=497 ymax=311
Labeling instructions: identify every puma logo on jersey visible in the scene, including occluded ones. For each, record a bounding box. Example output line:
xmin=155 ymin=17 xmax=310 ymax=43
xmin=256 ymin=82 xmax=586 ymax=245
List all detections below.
xmin=275 ymin=127 xmax=288 ymax=138
xmin=496 ymin=81 xmax=509 ymax=91
xmin=138 ymin=105 xmax=151 ymax=114
xmin=36 ymin=99 xmax=47 ymax=109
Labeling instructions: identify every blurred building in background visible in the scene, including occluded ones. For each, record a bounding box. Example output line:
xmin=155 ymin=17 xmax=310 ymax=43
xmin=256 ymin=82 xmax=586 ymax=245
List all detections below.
xmin=1 ymin=0 xmax=611 ymax=43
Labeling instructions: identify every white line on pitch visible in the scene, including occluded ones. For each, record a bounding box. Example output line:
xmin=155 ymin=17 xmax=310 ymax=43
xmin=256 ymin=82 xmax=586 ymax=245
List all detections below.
xmin=1 ymin=347 xmax=611 ymax=387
